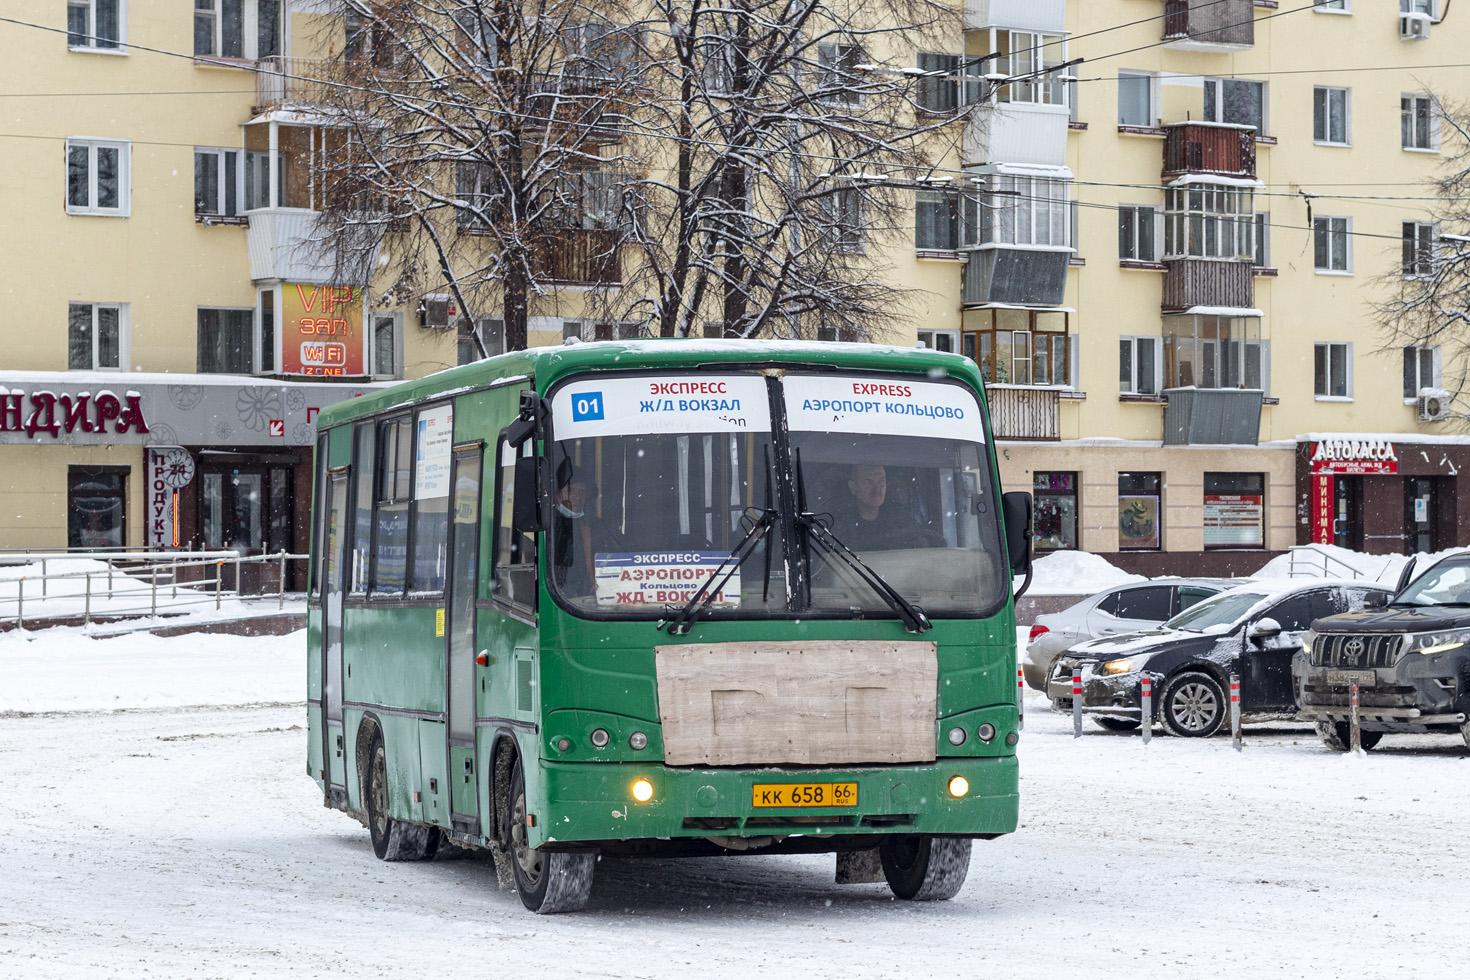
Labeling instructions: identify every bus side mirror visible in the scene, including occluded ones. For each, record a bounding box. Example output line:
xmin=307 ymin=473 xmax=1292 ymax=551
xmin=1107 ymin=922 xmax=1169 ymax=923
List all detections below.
xmin=506 ymin=391 xmax=550 ymax=449
xmin=1002 ymin=491 xmax=1033 ymax=576
xmin=513 ymin=456 xmax=548 ymax=533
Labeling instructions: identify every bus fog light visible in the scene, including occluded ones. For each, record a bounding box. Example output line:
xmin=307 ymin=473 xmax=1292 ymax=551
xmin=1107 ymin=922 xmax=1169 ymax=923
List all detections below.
xmin=628 ymin=731 xmax=648 ymax=751
xmin=590 ymin=728 xmax=610 ymax=748
xmin=555 ymin=738 xmax=571 ymax=752
xmin=948 ymin=776 xmax=969 ymax=798
xmin=947 ymin=727 xmax=967 ymax=746
xmin=977 ymin=723 xmax=996 ymax=743
xmin=631 ymin=778 xmax=654 ymax=802
xmin=1005 ymin=732 xmax=1019 ymax=746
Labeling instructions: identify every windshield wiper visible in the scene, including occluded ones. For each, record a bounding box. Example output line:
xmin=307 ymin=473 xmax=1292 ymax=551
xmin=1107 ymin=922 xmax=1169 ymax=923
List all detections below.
xmin=661 ymin=506 xmax=776 ymax=635
xmin=798 ymin=512 xmax=932 ymax=634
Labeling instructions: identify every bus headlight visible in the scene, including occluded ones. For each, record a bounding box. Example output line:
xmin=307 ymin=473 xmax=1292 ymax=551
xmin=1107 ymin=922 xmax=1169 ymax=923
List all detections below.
xmin=631 ymin=778 xmax=654 ymax=802
xmin=590 ymin=728 xmax=610 ymax=748
xmin=977 ymin=723 xmax=996 ymax=743
xmin=947 ymin=727 xmax=967 ymax=746
xmin=628 ymin=731 xmax=648 ymax=751
xmin=947 ymin=776 xmax=969 ymax=798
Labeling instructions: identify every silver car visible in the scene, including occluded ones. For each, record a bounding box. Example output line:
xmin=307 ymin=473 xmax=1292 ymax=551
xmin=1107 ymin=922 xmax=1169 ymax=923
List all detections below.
xmin=1021 ymin=579 xmax=1232 ymax=693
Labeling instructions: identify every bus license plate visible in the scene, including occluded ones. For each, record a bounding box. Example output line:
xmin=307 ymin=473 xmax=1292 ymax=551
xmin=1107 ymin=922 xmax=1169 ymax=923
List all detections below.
xmin=1327 ymin=669 xmax=1376 ymax=687
xmin=751 ymin=783 xmax=858 ymax=808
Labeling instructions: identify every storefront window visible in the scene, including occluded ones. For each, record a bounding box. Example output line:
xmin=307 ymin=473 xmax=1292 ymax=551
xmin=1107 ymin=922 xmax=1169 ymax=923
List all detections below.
xmin=67 ymin=466 xmax=127 ymax=550
xmin=1118 ymin=472 xmax=1161 ymax=550
xmin=1033 ymin=471 xmax=1078 ymax=551
xmin=964 ymin=308 xmax=1070 ymax=386
xmin=1162 ymin=315 xmax=1264 ymax=391
xmin=1203 ymin=472 xmax=1264 ymax=549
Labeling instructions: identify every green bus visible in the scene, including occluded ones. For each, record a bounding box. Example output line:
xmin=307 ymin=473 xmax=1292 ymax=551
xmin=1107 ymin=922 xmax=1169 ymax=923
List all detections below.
xmin=307 ymin=339 xmax=1033 ymax=913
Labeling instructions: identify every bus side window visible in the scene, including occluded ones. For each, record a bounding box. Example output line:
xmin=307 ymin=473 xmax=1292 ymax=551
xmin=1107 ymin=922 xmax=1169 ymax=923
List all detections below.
xmin=493 ymin=433 xmax=537 ymax=614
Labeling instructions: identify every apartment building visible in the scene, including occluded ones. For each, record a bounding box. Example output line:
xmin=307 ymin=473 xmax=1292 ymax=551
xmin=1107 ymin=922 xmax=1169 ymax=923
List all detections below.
xmin=962 ymin=0 xmax=1470 ymax=573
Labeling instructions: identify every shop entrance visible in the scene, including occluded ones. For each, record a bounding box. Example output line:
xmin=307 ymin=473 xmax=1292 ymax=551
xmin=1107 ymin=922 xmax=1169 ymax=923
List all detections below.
xmin=1406 ymin=477 xmax=1438 ymax=554
xmin=1332 ymin=476 xmax=1362 ymax=552
xmin=199 ymin=461 xmax=294 ymax=592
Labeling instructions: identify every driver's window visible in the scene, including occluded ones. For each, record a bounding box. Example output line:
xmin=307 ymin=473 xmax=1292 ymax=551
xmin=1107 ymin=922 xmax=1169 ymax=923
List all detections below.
xmin=492 ymin=433 xmax=537 ymax=615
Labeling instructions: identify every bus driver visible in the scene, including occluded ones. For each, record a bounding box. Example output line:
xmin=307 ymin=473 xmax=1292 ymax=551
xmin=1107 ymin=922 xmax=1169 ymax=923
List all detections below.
xmin=833 ymin=464 xmax=942 ymax=552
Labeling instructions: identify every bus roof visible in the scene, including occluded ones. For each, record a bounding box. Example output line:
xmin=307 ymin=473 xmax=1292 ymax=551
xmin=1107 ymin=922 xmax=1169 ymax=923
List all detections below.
xmin=314 ymin=338 xmax=985 ymax=430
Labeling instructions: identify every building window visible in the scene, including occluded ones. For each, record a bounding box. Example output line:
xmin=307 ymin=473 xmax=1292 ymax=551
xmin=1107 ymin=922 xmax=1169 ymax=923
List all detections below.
xmin=965 ymin=308 xmax=1069 ymax=385
xmin=1404 ymin=345 xmax=1441 ymax=398
xmin=68 ymin=466 xmax=128 ymax=549
xmin=1254 ymin=212 xmax=1270 ymax=267
xmin=1117 ymin=71 xmax=1156 ymax=127
xmin=1033 ymin=472 xmax=1078 ymax=551
xmin=917 ymin=329 xmax=959 ymax=353
xmin=68 ymin=0 xmax=123 ymax=50
xmin=1163 ymin=185 xmax=1255 ymax=260
xmin=817 ymin=43 xmax=865 ymax=106
xmin=1401 ymin=0 xmax=1434 ymax=13
xmin=1313 ymin=86 xmax=1350 ymax=145
xmin=997 ymin=31 xmax=1067 ymax=107
xmin=1204 ymin=78 xmax=1266 ymax=135
xmin=1120 ymin=336 xmax=1161 ymax=394
xmin=1161 ymin=315 xmax=1265 ymax=391
xmin=1403 ymin=221 xmax=1436 ymax=278
xmin=1315 ymin=0 xmax=1348 ymax=10
xmin=454 ymin=161 xmax=492 ymax=232
xmin=68 ymin=302 xmax=126 ymax=370
xmin=373 ymin=312 xmax=402 ymax=376
xmin=817 ymin=186 xmax=865 ymax=253
xmin=65 ymin=138 xmax=129 ymax=216
xmin=977 ymin=175 xmax=1070 ymax=247
xmin=195 ymin=148 xmax=241 ymax=217
xmin=1118 ymin=205 xmax=1157 ymax=261
xmin=916 ymin=189 xmax=960 ymax=252
xmin=1118 ymin=472 xmax=1162 ymax=550
xmin=1314 ymin=342 xmax=1353 ymax=398
xmin=1203 ymin=473 xmax=1264 ymax=549
xmin=1313 ymin=216 xmax=1352 ymax=273
xmin=1402 ymin=94 xmax=1438 ymax=150
xmin=195 ymin=0 xmax=281 ymax=59
xmin=257 ymin=288 xmax=275 ymax=372
xmin=916 ymin=53 xmax=960 ymax=113
xmin=197 ymin=308 xmax=255 ymax=373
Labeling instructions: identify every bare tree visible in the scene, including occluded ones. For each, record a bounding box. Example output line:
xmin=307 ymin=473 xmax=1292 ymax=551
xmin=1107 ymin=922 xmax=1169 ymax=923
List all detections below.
xmin=1376 ymin=94 xmax=1470 ymax=419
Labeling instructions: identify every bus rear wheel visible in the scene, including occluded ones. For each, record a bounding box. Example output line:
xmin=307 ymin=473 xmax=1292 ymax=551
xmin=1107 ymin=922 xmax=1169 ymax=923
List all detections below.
xmin=507 ymin=758 xmax=594 ymax=914
xmin=878 ymin=835 xmax=971 ymax=901
xmin=366 ymin=732 xmax=437 ymax=862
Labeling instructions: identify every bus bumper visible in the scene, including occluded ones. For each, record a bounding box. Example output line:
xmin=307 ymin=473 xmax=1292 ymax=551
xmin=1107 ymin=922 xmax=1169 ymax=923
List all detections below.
xmin=531 ymin=755 xmax=1018 ymax=849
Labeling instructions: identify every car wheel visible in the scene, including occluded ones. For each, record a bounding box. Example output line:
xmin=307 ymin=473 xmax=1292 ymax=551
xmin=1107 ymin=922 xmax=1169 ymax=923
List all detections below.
xmin=1158 ymin=671 xmax=1226 ymax=738
xmin=1094 ymin=716 xmax=1141 ymax=732
xmin=1316 ymin=721 xmax=1382 ymax=751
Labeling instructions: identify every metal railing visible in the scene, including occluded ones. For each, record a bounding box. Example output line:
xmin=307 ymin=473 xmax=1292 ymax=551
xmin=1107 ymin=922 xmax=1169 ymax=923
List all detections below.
xmin=985 ymin=384 xmax=1061 ymax=440
xmin=1284 ymin=544 xmax=1363 ymax=580
xmin=0 ymin=551 xmax=307 ymax=630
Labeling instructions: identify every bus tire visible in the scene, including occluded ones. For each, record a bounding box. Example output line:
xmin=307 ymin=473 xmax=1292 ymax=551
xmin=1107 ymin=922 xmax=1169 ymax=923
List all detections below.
xmin=508 ymin=758 xmax=595 ymax=913
xmin=878 ymin=835 xmax=971 ymax=901
xmin=366 ymin=732 xmax=436 ymax=862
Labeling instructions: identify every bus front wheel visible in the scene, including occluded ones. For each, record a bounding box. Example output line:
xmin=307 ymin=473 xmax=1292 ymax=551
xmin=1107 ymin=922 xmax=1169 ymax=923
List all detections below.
xmin=878 ymin=835 xmax=971 ymax=901
xmin=366 ymin=732 xmax=437 ymax=862
xmin=507 ymin=758 xmax=595 ymax=913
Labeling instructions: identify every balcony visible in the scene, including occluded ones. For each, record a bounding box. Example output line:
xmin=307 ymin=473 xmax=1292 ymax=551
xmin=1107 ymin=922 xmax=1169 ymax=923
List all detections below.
xmin=963 ymin=247 xmax=1070 ymax=307
xmin=530 ymin=229 xmax=621 ymax=286
xmin=254 ymin=57 xmax=339 ymax=113
xmin=1162 ymin=258 xmax=1253 ymax=311
xmin=247 ymin=208 xmax=370 ymax=283
xmin=1163 ymin=388 xmax=1263 ymax=445
xmin=986 ymin=385 xmax=1060 ymax=440
xmin=1163 ymin=0 xmax=1254 ymax=50
xmin=963 ymin=103 xmax=1070 ymax=168
xmin=1162 ymin=123 xmax=1256 ymax=180
xmin=964 ymin=0 xmax=1066 ymax=32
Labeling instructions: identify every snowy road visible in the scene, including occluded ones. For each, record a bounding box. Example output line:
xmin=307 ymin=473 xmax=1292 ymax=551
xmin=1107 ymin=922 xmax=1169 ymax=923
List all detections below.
xmin=2 ymin=636 xmax=1469 ymax=978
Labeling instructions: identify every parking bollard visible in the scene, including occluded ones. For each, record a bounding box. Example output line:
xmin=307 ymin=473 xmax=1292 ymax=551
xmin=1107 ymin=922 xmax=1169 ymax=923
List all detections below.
xmin=84 ymin=574 xmax=91 ymax=627
xmin=1017 ymin=667 xmax=1025 ymax=731
xmin=1350 ymin=681 xmax=1362 ymax=753
xmin=1230 ymin=674 xmax=1242 ymax=752
xmin=1141 ymin=676 xmax=1152 ymax=746
xmin=1072 ymin=668 xmax=1083 ymax=739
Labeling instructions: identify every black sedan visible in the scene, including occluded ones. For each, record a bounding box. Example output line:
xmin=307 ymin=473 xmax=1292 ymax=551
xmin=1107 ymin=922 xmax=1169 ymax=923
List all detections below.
xmin=1046 ymin=579 xmax=1394 ymax=737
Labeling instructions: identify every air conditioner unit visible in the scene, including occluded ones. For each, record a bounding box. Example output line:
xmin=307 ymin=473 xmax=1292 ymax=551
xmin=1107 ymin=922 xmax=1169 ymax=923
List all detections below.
xmin=1418 ymin=387 xmax=1451 ymax=422
xmin=1400 ymin=12 xmax=1431 ymax=40
xmin=418 ymin=293 xmax=457 ymax=329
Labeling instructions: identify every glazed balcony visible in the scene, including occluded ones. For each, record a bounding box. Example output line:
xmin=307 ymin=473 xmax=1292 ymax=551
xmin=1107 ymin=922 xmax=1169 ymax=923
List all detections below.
xmin=963 ymin=247 xmax=1070 ymax=307
xmin=1163 ymin=0 xmax=1255 ymax=51
xmin=962 ymin=102 xmax=1071 ymax=169
xmin=1163 ymin=123 xmax=1256 ymax=180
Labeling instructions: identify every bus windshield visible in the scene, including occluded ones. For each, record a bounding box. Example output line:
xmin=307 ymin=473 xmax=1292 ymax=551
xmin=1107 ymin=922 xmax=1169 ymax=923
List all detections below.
xmin=546 ymin=370 xmax=1005 ymax=621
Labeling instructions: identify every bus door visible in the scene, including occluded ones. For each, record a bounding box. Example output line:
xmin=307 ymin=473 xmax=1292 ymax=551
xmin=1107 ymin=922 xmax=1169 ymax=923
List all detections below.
xmin=321 ymin=469 xmax=349 ymax=798
xmin=445 ymin=447 xmax=483 ymax=836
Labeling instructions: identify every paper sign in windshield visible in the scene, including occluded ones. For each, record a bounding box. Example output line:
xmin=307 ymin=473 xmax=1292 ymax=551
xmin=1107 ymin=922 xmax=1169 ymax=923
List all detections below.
xmin=782 ymin=376 xmax=983 ymax=440
xmin=595 ymin=552 xmax=741 ymax=608
xmin=553 ymin=375 xmax=770 ymax=440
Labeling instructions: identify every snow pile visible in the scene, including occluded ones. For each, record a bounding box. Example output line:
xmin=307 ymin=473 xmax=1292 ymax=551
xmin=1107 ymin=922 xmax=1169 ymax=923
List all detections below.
xmin=1027 ymin=550 xmax=1144 ymax=595
xmin=0 ymin=626 xmax=305 ymax=713
xmin=1250 ymin=543 xmax=1470 ymax=586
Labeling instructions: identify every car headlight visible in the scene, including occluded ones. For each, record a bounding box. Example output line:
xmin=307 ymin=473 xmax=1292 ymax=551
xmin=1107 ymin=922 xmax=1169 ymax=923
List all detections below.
xmin=1099 ymin=658 xmax=1135 ymax=675
xmin=1405 ymin=628 xmax=1470 ymax=656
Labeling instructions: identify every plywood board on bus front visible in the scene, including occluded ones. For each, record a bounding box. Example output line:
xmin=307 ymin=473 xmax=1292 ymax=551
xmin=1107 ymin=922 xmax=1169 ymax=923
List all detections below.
xmin=653 ymin=641 xmax=938 ymax=767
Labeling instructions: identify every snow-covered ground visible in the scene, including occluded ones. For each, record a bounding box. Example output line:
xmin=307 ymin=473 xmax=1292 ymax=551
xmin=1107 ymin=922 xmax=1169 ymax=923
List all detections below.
xmin=2 ymin=626 xmax=1467 ymax=978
